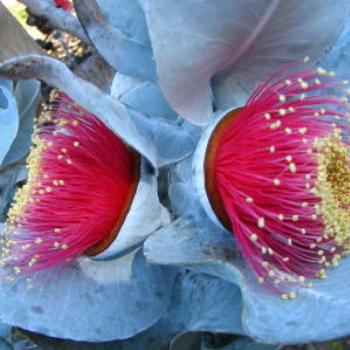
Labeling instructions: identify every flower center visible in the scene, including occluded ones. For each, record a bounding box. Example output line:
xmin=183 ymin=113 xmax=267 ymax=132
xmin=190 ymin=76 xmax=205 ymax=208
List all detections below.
xmin=315 ymin=132 xmax=350 ymax=249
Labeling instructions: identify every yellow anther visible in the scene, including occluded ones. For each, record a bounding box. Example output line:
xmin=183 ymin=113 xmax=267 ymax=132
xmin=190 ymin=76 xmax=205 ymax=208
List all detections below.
xmin=270 ymin=120 xmax=282 ymax=129
xmin=273 ymin=178 xmax=281 ymax=186
xmin=278 ymin=109 xmax=287 ymax=116
xmin=317 ymin=67 xmax=327 ymax=76
xmin=257 ymin=217 xmax=265 ymax=228
xmin=278 ymin=95 xmax=286 ymax=103
xmin=289 ymin=163 xmax=297 ymax=173
xmin=250 ymin=234 xmax=258 ymax=242
xmin=292 ymin=215 xmax=299 ymax=222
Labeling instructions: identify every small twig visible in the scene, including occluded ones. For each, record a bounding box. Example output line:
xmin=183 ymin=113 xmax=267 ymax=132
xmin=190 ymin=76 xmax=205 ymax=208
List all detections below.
xmin=17 ymin=0 xmax=90 ymax=43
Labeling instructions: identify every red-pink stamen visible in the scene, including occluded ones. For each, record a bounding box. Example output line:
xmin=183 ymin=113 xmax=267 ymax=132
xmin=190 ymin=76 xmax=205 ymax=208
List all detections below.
xmin=211 ymin=61 xmax=350 ymax=298
xmin=1 ymin=91 xmax=139 ymax=276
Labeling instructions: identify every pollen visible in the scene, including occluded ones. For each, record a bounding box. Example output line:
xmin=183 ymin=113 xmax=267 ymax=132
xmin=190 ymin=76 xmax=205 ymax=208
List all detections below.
xmin=257 ymin=217 xmax=265 ymax=228
xmin=278 ymin=95 xmax=286 ymax=103
xmin=289 ymin=163 xmax=297 ymax=173
xmin=250 ymin=234 xmax=258 ymax=241
xmin=270 ymin=120 xmax=282 ymax=129
xmin=317 ymin=67 xmax=327 ymax=76
xmin=278 ymin=109 xmax=287 ymax=116
xmin=273 ymin=178 xmax=281 ymax=186
xmin=314 ymin=134 xmax=350 ymax=249
xmin=292 ymin=215 xmax=299 ymax=222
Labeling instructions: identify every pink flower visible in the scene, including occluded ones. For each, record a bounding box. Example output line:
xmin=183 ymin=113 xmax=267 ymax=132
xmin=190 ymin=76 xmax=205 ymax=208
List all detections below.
xmin=201 ymin=60 xmax=350 ymax=298
xmin=1 ymin=92 xmax=139 ymax=275
xmin=54 ymin=0 xmax=73 ymax=11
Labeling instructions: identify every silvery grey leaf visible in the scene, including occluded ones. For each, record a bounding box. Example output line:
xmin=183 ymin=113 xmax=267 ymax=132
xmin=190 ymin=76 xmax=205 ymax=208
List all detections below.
xmin=110 ymin=73 xmax=197 ymax=166
xmin=170 ymin=333 xmax=281 ymax=350
xmin=95 ymin=0 xmax=150 ymax=45
xmin=143 ymin=0 xmax=350 ymax=125
xmin=0 ymin=322 xmax=10 ymax=338
xmin=110 ymin=73 xmax=142 ymax=99
xmin=0 ymin=55 xmax=157 ymax=168
xmin=0 ymin=80 xmax=13 ymax=93
xmin=74 ymin=0 xmax=156 ymax=81
xmin=0 ymin=249 xmax=175 ymax=341
xmin=2 ymin=80 xmax=41 ymax=167
xmin=128 ymin=109 xmax=197 ymax=167
xmin=108 ymin=270 xmax=244 ymax=348
xmin=0 ymin=339 xmax=12 ymax=350
xmin=23 ymin=270 xmax=243 ymax=349
xmin=212 ymin=0 xmax=350 ymax=111
xmin=14 ymin=80 xmax=40 ymax=120
xmin=0 ymin=86 xmax=19 ymax=166
xmin=319 ymin=12 xmax=350 ymax=75
xmin=120 ymin=81 xmax=178 ymax=121
xmin=144 ymin=214 xmax=350 ymax=344
xmin=169 ymin=332 xmax=201 ymax=350
xmin=72 ymin=54 xmax=116 ymax=92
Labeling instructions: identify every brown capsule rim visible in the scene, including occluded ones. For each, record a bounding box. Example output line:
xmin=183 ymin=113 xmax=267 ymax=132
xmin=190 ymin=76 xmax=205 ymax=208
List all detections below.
xmin=85 ymin=147 xmax=141 ymax=256
xmin=204 ymin=108 xmax=241 ymax=231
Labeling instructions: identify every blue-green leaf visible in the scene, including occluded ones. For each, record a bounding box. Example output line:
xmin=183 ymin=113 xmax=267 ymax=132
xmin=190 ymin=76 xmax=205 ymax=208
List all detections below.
xmin=0 ymin=86 xmax=19 ymax=166
xmin=0 ymin=249 xmax=175 ymax=341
